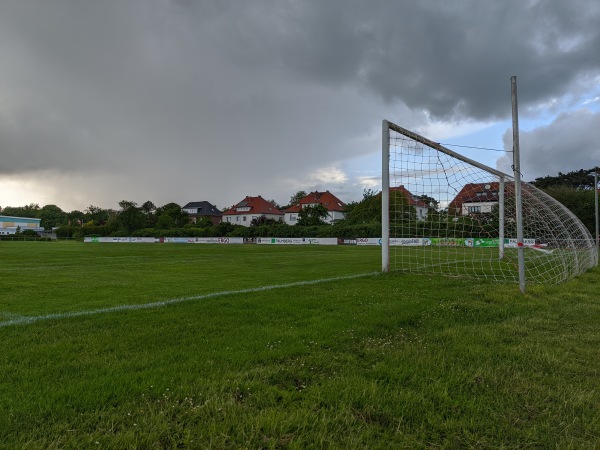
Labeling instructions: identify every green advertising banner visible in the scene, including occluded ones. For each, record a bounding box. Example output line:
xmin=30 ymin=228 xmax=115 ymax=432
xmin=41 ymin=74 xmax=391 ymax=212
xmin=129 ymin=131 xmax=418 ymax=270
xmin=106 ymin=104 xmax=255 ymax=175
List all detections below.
xmin=468 ymin=238 xmax=501 ymax=248
xmin=431 ymin=238 xmax=465 ymax=247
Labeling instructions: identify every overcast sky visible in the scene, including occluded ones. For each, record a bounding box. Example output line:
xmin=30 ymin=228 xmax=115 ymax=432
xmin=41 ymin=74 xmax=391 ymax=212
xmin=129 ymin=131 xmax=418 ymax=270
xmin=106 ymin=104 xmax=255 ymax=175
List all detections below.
xmin=1 ymin=0 xmax=599 ymax=212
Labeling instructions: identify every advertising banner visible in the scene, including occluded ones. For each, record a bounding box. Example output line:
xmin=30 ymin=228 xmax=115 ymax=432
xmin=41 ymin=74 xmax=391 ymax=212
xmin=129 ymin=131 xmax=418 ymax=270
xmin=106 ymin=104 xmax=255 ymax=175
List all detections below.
xmin=163 ymin=237 xmax=244 ymax=244
xmin=84 ymin=237 xmax=158 ymax=243
xmin=390 ymin=238 xmax=432 ymax=246
xmin=355 ymin=238 xmax=382 ymax=246
xmin=431 ymin=238 xmax=466 ymax=247
xmin=355 ymin=238 xmax=433 ymax=246
xmin=505 ymin=238 xmax=536 ymax=248
xmin=256 ymin=237 xmax=338 ymax=245
xmin=465 ymin=238 xmax=501 ymax=248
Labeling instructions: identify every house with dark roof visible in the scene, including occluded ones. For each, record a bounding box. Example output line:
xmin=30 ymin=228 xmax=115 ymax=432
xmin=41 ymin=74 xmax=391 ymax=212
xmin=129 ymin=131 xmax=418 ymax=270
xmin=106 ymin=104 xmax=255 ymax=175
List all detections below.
xmin=390 ymin=185 xmax=430 ymax=220
xmin=449 ymin=182 xmax=501 ymax=215
xmin=182 ymin=201 xmax=222 ymax=225
xmin=221 ymin=196 xmax=284 ymax=227
xmin=283 ymin=191 xmax=346 ymax=225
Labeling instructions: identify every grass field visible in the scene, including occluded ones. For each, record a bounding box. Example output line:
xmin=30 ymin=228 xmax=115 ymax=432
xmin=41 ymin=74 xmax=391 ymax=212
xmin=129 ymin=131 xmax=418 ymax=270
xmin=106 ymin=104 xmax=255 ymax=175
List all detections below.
xmin=1 ymin=241 xmax=599 ymax=448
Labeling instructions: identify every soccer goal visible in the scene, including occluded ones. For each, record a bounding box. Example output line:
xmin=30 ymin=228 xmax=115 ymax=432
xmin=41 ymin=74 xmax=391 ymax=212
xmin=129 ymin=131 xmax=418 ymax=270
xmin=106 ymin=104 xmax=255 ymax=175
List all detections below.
xmin=381 ymin=120 xmax=597 ymax=286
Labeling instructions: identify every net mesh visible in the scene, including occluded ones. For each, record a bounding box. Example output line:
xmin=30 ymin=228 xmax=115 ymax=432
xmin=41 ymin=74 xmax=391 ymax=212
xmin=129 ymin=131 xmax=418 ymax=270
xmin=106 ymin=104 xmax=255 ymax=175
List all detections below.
xmin=386 ymin=122 xmax=597 ymax=284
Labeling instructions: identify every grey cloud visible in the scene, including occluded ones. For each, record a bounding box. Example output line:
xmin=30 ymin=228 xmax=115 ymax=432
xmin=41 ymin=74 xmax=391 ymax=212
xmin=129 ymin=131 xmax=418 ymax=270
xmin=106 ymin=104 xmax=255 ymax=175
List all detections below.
xmin=497 ymin=109 xmax=600 ymax=180
xmin=0 ymin=0 xmax=598 ymax=209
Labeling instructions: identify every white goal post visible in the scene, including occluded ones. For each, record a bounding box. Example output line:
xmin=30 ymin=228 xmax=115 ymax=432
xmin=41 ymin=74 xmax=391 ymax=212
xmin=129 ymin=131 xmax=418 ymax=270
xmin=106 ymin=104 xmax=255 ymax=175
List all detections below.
xmin=381 ymin=119 xmax=597 ymax=286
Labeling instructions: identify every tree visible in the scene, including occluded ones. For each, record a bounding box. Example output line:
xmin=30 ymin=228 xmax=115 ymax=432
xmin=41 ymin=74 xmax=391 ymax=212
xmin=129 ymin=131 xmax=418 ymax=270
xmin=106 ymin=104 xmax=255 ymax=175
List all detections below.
xmin=67 ymin=210 xmax=85 ymax=226
xmin=141 ymin=200 xmax=156 ymax=216
xmin=531 ymin=168 xmax=598 ymax=190
xmin=344 ymin=189 xmax=381 ymax=224
xmin=155 ymin=213 xmax=176 ymax=229
xmin=39 ymin=204 xmax=67 ymax=230
xmin=297 ymin=204 xmax=329 ymax=226
xmin=155 ymin=202 xmax=189 ymax=228
xmin=2 ymin=203 xmax=40 ymax=218
xmin=267 ymin=199 xmax=281 ymax=209
xmin=194 ymin=217 xmax=214 ymax=228
xmin=250 ymin=215 xmax=278 ymax=227
xmin=416 ymin=194 xmax=439 ymax=210
xmin=285 ymin=190 xmax=307 ymax=209
xmin=118 ymin=200 xmax=138 ymax=210
xmin=530 ymin=168 xmax=599 ymax=234
xmin=85 ymin=205 xmax=109 ymax=225
xmin=117 ymin=205 xmax=146 ymax=233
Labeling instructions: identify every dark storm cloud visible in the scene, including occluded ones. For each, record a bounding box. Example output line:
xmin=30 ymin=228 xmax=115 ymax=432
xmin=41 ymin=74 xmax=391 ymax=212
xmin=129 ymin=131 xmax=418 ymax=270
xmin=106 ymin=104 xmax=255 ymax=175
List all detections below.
xmin=0 ymin=0 xmax=598 ymax=209
xmin=174 ymin=0 xmax=600 ymax=120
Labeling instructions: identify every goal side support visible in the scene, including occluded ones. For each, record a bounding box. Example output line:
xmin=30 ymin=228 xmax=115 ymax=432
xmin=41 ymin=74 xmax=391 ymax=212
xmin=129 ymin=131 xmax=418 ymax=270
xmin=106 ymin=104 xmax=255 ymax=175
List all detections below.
xmin=382 ymin=119 xmax=390 ymax=272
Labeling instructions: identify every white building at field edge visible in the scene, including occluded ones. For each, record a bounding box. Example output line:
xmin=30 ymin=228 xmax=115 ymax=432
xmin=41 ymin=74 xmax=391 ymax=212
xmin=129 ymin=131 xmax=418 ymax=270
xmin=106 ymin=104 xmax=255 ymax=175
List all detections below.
xmin=0 ymin=215 xmax=43 ymax=235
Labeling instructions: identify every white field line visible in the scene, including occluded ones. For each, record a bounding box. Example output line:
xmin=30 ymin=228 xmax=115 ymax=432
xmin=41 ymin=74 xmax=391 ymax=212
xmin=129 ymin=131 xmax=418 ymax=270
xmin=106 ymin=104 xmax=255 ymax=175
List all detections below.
xmin=0 ymin=272 xmax=380 ymax=329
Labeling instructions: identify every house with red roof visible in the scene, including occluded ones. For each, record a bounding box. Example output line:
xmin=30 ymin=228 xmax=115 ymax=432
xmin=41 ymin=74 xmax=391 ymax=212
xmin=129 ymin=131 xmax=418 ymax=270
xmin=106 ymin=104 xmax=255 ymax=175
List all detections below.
xmin=283 ymin=191 xmax=346 ymax=225
xmin=449 ymin=182 xmax=501 ymax=215
xmin=390 ymin=185 xmax=430 ymax=220
xmin=221 ymin=195 xmax=284 ymax=227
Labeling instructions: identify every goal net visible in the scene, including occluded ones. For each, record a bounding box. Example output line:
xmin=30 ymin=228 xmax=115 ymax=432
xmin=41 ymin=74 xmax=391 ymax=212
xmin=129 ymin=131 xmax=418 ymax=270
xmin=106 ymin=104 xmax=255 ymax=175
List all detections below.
xmin=382 ymin=120 xmax=597 ymax=284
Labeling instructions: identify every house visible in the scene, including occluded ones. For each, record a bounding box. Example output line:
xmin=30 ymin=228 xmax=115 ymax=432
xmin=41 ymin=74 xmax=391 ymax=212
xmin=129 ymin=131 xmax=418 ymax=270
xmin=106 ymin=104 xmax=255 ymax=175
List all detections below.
xmin=449 ymin=182 xmax=501 ymax=215
xmin=283 ymin=191 xmax=346 ymax=225
xmin=0 ymin=215 xmax=44 ymax=235
xmin=221 ymin=196 xmax=284 ymax=227
xmin=182 ymin=201 xmax=222 ymax=225
xmin=390 ymin=185 xmax=429 ymax=220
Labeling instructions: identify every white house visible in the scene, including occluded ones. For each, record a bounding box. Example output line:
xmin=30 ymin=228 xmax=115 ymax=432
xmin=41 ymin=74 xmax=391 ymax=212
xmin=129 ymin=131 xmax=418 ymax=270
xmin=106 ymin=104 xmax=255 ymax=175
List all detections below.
xmin=283 ymin=191 xmax=346 ymax=225
xmin=222 ymin=195 xmax=284 ymax=227
xmin=449 ymin=182 xmax=501 ymax=215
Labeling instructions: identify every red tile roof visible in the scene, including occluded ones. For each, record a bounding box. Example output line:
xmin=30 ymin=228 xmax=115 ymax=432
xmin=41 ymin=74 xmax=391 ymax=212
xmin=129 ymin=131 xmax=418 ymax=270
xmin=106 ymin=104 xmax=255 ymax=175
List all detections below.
xmin=283 ymin=191 xmax=346 ymax=213
xmin=222 ymin=195 xmax=284 ymax=216
xmin=449 ymin=182 xmax=501 ymax=212
xmin=389 ymin=186 xmax=430 ymax=208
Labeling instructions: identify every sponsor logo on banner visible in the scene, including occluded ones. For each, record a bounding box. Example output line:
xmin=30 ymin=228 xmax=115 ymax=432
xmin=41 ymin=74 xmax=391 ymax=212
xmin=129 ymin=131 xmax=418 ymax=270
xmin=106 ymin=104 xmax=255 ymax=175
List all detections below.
xmin=84 ymin=237 xmax=158 ymax=243
xmin=470 ymin=238 xmax=501 ymax=248
xmin=163 ymin=237 xmax=243 ymax=244
xmin=256 ymin=237 xmax=337 ymax=245
xmin=505 ymin=238 xmax=536 ymax=248
xmin=389 ymin=238 xmax=432 ymax=246
xmin=356 ymin=238 xmax=381 ymax=246
xmin=431 ymin=238 xmax=465 ymax=246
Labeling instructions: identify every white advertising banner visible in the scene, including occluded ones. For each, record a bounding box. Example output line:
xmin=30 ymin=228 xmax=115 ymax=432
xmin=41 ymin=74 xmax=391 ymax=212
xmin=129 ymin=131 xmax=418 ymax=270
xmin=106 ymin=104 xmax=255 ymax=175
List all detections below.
xmin=390 ymin=238 xmax=432 ymax=246
xmin=84 ymin=237 xmax=158 ymax=243
xmin=356 ymin=238 xmax=432 ymax=246
xmin=257 ymin=237 xmax=338 ymax=245
xmin=505 ymin=238 xmax=536 ymax=248
xmin=355 ymin=238 xmax=382 ymax=246
xmin=164 ymin=237 xmax=244 ymax=244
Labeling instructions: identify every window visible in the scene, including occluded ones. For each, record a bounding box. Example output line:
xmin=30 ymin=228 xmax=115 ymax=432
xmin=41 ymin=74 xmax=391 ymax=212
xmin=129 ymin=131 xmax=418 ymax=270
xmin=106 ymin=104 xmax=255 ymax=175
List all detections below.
xmin=226 ymin=217 xmax=232 ymax=222
xmin=290 ymin=214 xmax=297 ymax=221
xmin=467 ymin=206 xmax=481 ymax=214
xmin=243 ymin=216 xmax=247 ymax=222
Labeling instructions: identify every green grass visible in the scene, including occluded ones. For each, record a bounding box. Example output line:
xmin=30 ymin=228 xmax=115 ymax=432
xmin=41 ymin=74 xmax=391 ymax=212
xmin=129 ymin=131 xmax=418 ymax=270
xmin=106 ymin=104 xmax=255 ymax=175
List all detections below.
xmin=1 ymin=241 xmax=599 ymax=448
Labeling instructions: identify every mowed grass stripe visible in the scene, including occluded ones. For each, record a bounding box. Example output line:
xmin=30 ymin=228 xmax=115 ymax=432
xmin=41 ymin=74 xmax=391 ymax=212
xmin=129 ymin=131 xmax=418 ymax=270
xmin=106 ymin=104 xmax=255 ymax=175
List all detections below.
xmin=0 ymin=271 xmax=379 ymax=328
xmin=0 ymin=241 xmax=381 ymax=315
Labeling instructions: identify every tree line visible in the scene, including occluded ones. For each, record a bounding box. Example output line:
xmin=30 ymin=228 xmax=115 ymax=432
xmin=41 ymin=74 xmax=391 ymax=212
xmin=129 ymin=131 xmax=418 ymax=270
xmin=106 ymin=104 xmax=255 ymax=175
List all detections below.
xmin=1 ymin=169 xmax=598 ymax=238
